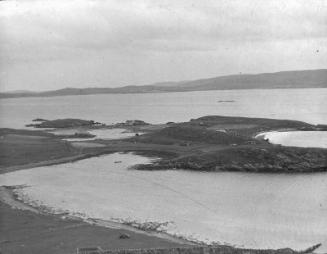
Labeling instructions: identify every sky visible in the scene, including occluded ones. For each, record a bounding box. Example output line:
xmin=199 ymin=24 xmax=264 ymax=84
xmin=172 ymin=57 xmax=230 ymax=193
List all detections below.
xmin=0 ymin=0 xmax=326 ymax=92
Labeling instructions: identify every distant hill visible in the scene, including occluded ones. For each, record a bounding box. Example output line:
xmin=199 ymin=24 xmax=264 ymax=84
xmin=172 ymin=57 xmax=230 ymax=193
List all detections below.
xmin=5 ymin=90 xmax=35 ymax=94
xmin=1 ymin=69 xmax=326 ymax=99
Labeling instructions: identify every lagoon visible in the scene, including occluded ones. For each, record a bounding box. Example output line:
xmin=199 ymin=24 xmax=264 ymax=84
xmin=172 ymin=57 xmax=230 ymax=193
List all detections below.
xmin=49 ymin=128 xmax=137 ymax=141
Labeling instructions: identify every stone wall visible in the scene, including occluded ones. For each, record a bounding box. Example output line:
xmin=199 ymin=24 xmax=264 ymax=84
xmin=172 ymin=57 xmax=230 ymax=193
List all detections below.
xmin=102 ymin=246 xmax=289 ymax=254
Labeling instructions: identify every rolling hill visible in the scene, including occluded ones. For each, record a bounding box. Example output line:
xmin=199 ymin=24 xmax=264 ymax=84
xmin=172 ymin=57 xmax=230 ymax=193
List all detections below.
xmin=1 ymin=69 xmax=326 ymax=99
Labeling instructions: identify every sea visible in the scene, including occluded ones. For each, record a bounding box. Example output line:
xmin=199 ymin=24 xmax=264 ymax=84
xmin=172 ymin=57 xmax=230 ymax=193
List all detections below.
xmin=0 ymin=88 xmax=327 ymax=251
xmin=0 ymin=88 xmax=326 ymax=128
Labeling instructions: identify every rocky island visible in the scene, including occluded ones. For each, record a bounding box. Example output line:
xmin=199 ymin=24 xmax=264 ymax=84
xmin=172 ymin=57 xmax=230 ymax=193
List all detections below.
xmin=26 ymin=118 xmax=105 ymax=128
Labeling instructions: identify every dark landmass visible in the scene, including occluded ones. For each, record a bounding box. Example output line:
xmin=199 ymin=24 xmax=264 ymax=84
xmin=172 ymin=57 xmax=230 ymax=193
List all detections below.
xmin=32 ymin=118 xmax=48 ymax=122
xmin=113 ymin=120 xmax=150 ymax=127
xmin=1 ymin=69 xmax=326 ymax=99
xmin=67 ymin=132 xmax=96 ymax=139
xmin=25 ymin=118 xmax=149 ymax=129
xmin=138 ymin=146 xmax=327 ymax=173
xmin=26 ymin=118 xmax=104 ymax=128
xmin=0 ymin=129 xmax=79 ymax=168
xmin=129 ymin=116 xmax=327 ymax=172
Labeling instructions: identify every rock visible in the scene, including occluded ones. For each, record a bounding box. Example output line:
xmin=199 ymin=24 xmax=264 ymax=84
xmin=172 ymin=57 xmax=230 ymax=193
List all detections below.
xmin=71 ymin=132 xmax=95 ymax=138
xmin=276 ymin=248 xmax=295 ymax=254
xmin=119 ymin=233 xmax=130 ymax=239
xmin=32 ymin=118 xmax=48 ymax=122
xmin=26 ymin=118 xmax=103 ymax=128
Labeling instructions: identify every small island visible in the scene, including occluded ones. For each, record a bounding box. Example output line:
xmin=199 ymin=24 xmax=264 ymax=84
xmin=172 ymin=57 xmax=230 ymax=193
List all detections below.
xmin=26 ymin=118 xmax=105 ymax=128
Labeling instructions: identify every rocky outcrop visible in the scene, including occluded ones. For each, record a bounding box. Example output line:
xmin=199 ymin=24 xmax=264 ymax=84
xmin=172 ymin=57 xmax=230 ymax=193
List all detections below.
xmin=26 ymin=119 xmax=104 ymax=128
xmin=113 ymin=120 xmax=150 ymax=127
xmin=136 ymin=146 xmax=327 ymax=173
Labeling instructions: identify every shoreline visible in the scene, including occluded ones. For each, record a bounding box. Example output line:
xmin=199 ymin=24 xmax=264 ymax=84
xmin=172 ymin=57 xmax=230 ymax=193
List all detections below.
xmin=0 ymin=154 xmax=95 ymax=174
xmin=0 ymin=186 xmax=193 ymax=246
xmin=0 ymin=186 xmax=193 ymax=254
xmin=2 ymin=148 xmax=327 ymax=177
xmin=1 ymin=159 xmax=325 ymax=254
xmin=0 ymin=176 xmax=321 ymax=254
xmin=0 ymin=186 xmax=40 ymax=213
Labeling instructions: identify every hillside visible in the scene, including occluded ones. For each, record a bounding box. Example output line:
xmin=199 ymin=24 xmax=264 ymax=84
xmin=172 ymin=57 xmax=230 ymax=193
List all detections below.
xmin=1 ymin=69 xmax=326 ymax=99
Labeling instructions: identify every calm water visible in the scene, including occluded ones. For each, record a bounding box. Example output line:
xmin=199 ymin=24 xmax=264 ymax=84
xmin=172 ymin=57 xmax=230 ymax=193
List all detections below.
xmin=0 ymin=88 xmax=326 ymax=129
xmin=258 ymin=131 xmax=327 ymax=148
xmin=49 ymin=128 xmax=137 ymax=141
xmin=0 ymin=153 xmax=326 ymax=251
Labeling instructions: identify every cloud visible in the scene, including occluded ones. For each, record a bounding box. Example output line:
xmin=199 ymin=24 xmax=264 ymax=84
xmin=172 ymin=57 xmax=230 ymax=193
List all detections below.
xmin=1 ymin=0 xmax=326 ymax=53
xmin=0 ymin=0 xmax=326 ymax=91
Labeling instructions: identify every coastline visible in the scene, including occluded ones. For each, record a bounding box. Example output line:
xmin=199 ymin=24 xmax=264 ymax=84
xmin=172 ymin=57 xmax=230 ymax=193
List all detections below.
xmin=1 ymin=185 xmax=323 ymax=254
xmin=0 ymin=186 xmax=193 ymax=245
xmin=0 ymin=154 xmax=95 ymax=174
xmin=0 ymin=186 xmax=193 ymax=254
xmin=1 ymin=115 xmax=326 ymax=253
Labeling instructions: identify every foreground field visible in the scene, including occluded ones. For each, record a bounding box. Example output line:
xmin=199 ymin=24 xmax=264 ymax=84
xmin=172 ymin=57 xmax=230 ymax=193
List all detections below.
xmin=0 ymin=200 xmax=187 ymax=254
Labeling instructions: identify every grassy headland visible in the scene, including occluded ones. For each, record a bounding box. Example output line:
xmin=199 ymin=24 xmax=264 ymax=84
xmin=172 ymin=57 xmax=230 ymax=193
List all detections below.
xmin=0 ymin=128 xmax=79 ymax=169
